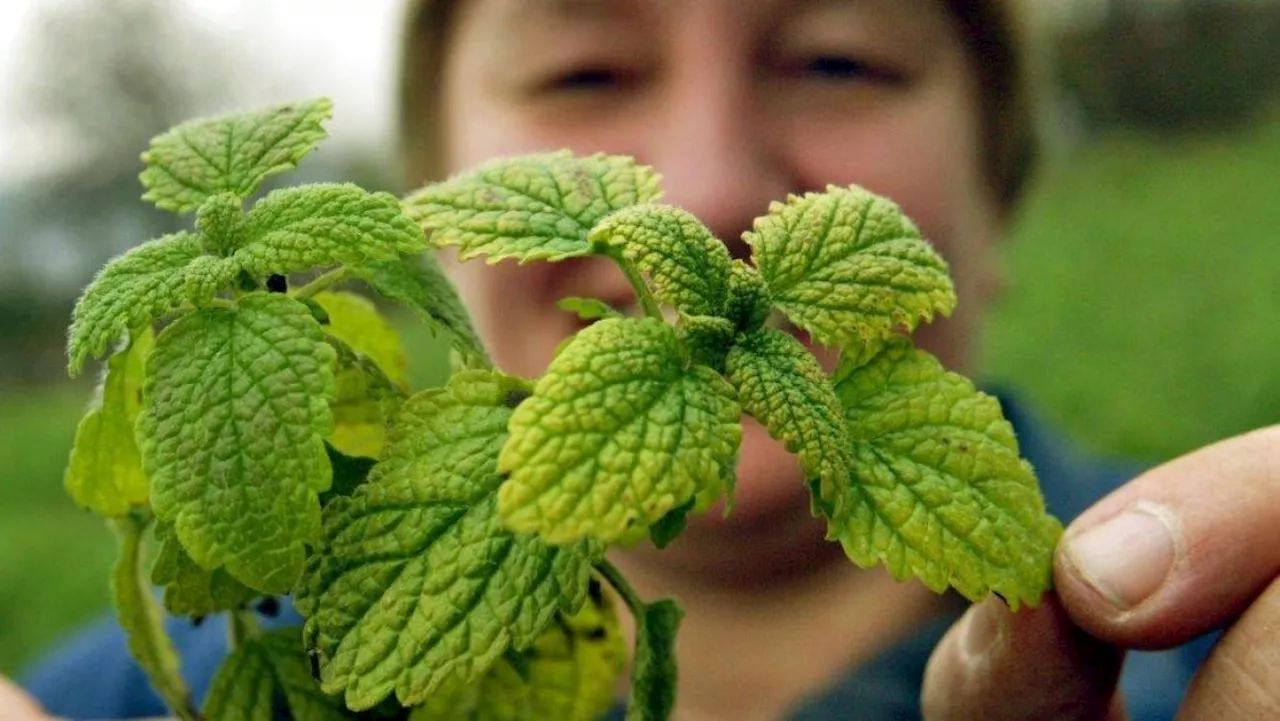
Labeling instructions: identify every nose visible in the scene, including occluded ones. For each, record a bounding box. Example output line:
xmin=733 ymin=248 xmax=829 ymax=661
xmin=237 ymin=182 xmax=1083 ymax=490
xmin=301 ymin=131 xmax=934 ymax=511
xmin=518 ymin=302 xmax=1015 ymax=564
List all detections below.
xmin=640 ymin=72 xmax=792 ymax=262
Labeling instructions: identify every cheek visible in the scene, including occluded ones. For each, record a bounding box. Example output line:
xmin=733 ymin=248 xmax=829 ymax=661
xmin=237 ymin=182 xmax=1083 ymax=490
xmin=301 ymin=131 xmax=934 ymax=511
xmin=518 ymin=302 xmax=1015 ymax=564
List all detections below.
xmin=450 ymin=261 xmax=574 ymax=378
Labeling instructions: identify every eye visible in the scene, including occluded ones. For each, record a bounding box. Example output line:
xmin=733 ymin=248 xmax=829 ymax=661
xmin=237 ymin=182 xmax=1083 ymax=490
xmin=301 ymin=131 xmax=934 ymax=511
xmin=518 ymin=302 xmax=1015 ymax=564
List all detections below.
xmin=546 ymin=66 xmax=631 ymax=93
xmin=806 ymin=55 xmax=872 ymax=80
xmin=787 ymin=54 xmax=905 ymax=86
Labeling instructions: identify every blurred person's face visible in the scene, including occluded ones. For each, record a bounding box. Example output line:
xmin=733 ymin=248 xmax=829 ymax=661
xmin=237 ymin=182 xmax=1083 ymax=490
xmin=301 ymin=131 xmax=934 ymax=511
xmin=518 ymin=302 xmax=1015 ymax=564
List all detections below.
xmin=437 ymin=0 xmax=1004 ymax=581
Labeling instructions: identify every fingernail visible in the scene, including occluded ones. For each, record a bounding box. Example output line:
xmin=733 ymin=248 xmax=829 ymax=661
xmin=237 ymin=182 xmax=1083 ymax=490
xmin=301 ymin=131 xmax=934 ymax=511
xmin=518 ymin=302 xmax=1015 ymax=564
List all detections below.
xmin=1065 ymin=501 xmax=1178 ymax=610
xmin=960 ymin=598 xmax=1007 ymax=662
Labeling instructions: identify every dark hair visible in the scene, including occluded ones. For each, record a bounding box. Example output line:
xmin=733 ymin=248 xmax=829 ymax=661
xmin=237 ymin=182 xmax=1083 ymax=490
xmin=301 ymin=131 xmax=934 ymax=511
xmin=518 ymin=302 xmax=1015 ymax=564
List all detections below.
xmin=397 ymin=0 xmax=1039 ymax=210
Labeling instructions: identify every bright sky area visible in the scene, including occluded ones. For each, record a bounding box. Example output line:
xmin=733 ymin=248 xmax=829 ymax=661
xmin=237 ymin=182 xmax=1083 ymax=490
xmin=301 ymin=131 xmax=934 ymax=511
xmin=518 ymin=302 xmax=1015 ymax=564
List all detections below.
xmin=0 ymin=0 xmax=406 ymax=181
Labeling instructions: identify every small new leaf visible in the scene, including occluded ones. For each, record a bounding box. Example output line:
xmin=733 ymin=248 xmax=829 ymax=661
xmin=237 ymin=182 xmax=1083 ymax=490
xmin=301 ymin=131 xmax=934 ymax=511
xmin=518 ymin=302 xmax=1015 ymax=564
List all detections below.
xmin=722 ymin=261 xmax=771 ymax=334
xmin=626 ymin=599 xmax=683 ymax=721
xmin=408 ymin=584 xmax=626 ymax=721
xmin=183 ymin=255 xmax=240 ymax=307
xmin=236 ymin=183 xmax=425 ymax=278
xmin=498 ymin=318 xmax=742 ymax=545
xmin=68 ymin=231 xmax=202 ymax=375
xmin=746 ymin=186 xmax=956 ymax=349
xmin=203 ymin=628 xmax=350 ymax=721
xmin=140 ymin=97 xmax=333 ymax=213
xmin=826 ymin=337 xmax=1062 ymax=608
xmin=151 ymin=522 xmax=255 ymax=617
xmin=139 ymin=292 xmax=335 ymax=594
xmin=352 ymin=253 xmax=490 ymax=365
xmin=589 ymin=204 xmax=731 ymax=316
xmin=65 ymin=326 xmax=152 ymax=516
xmin=404 ymin=151 xmax=662 ymax=263
xmin=557 ymin=297 xmax=623 ymax=322
xmin=296 ymin=371 xmax=599 ymax=710
xmin=724 ymin=329 xmax=849 ymax=495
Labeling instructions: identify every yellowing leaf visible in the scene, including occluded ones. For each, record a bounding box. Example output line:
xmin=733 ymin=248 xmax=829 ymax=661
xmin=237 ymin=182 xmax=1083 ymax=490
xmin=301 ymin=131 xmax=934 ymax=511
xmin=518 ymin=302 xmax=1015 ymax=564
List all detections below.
xmin=140 ymin=97 xmax=333 ymax=214
xmin=325 ymin=337 xmax=403 ymax=459
xmin=67 ymin=232 xmax=202 ymax=375
xmin=139 ymin=292 xmax=335 ymax=594
xmin=498 ymin=318 xmax=741 ymax=545
xmin=65 ymin=326 xmax=153 ymax=516
xmin=589 ymin=204 xmax=731 ymax=316
xmin=404 ymin=151 xmax=662 ymax=263
xmin=296 ymin=371 xmax=599 ymax=711
xmin=746 ymin=186 xmax=956 ymax=349
xmin=151 ymin=522 xmax=255 ymax=617
xmin=827 ymin=337 xmax=1062 ymax=608
xmin=313 ymin=291 xmax=409 ymax=390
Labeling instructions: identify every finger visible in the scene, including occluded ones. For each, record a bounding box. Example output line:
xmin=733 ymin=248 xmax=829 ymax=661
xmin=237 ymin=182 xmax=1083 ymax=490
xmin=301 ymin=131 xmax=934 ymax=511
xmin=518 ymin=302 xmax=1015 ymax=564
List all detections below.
xmin=1176 ymin=576 xmax=1280 ymax=720
xmin=921 ymin=593 xmax=1126 ymax=721
xmin=0 ymin=677 xmax=49 ymax=720
xmin=1055 ymin=425 xmax=1280 ymax=648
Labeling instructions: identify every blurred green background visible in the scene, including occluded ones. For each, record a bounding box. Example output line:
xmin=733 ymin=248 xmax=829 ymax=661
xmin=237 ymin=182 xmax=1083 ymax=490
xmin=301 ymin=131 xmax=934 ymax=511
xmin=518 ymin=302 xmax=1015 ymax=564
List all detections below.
xmin=2 ymin=0 xmax=1278 ymax=676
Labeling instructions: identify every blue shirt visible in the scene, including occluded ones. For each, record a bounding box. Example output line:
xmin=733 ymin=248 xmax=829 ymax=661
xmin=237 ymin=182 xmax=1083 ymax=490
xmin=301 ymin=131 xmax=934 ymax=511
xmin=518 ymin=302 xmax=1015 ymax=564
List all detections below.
xmin=20 ymin=393 xmax=1212 ymax=720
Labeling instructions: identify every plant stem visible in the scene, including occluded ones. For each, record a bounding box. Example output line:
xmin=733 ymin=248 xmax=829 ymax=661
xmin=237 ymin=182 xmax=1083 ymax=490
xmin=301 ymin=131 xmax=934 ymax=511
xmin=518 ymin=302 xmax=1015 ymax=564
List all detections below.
xmin=111 ymin=513 xmax=198 ymax=721
xmin=604 ymin=249 xmax=662 ymax=320
xmin=595 ymin=558 xmax=647 ymax=618
xmin=291 ymin=267 xmax=350 ymax=300
xmin=229 ymin=608 xmax=260 ymax=650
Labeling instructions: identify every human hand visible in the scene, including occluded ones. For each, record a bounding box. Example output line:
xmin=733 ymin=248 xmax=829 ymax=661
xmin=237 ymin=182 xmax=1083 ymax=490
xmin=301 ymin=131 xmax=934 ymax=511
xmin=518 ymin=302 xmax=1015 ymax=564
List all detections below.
xmin=921 ymin=426 xmax=1279 ymax=720
xmin=0 ymin=676 xmax=50 ymax=720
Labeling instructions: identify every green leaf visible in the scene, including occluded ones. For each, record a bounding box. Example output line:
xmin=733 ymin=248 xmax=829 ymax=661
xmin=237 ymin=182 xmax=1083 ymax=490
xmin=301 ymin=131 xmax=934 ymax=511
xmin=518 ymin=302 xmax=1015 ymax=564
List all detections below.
xmin=234 ymin=183 xmax=425 ymax=278
xmin=65 ymin=326 xmax=153 ymax=516
xmin=648 ymin=499 xmax=695 ymax=550
xmin=68 ymin=232 xmax=202 ymax=375
xmin=326 ymin=336 xmax=404 ymax=459
xmin=498 ymin=318 xmax=742 ymax=545
xmin=826 ymin=337 xmax=1062 ymax=608
xmin=151 ymin=521 xmax=256 ymax=617
xmin=724 ymin=329 xmax=848 ymax=494
xmin=404 ymin=151 xmax=662 ymax=263
xmin=112 ymin=516 xmax=192 ymax=717
xmin=589 ymin=204 xmax=731 ymax=316
xmin=352 ymin=253 xmax=490 ymax=365
xmin=314 ymin=291 xmax=410 ymax=389
xmin=139 ymin=292 xmax=336 ymax=594
xmin=195 ymin=193 xmax=248 ymax=256
xmin=140 ymin=97 xmax=333 ymax=214
xmin=557 ymin=297 xmax=623 ymax=322
xmin=722 ymin=261 xmax=771 ymax=333
xmin=183 ymin=255 xmax=241 ymax=307
xmin=675 ymin=314 xmax=736 ymax=373
xmin=745 ymin=186 xmax=956 ymax=349
xmin=625 ymin=599 xmax=683 ymax=721
xmin=204 ymin=628 xmax=350 ymax=721
xmin=296 ymin=371 xmax=600 ymax=710
xmin=408 ymin=580 xmax=626 ymax=721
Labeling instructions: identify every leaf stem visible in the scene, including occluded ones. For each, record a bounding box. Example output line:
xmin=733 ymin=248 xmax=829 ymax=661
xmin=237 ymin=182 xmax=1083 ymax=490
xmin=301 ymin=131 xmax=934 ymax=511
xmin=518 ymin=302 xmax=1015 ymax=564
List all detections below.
xmin=603 ymin=249 xmax=662 ymax=320
xmin=111 ymin=513 xmax=198 ymax=721
xmin=228 ymin=608 xmax=261 ymax=651
xmin=291 ymin=267 xmax=350 ymax=300
xmin=595 ymin=558 xmax=646 ymax=619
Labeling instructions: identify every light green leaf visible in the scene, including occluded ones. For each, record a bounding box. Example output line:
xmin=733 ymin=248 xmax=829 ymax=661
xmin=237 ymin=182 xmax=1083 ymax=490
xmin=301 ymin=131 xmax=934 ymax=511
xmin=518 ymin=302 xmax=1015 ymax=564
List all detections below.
xmin=65 ymin=326 xmax=153 ymax=516
xmin=404 ymin=151 xmax=662 ymax=263
xmin=724 ymin=329 xmax=848 ymax=494
xmin=722 ymin=261 xmax=771 ymax=333
xmin=826 ymin=337 xmax=1062 ymax=608
xmin=625 ymin=599 xmax=683 ymax=721
xmin=68 ymin=232 xmax=202 ymax=375
xmin=151 ymin=522 xmax=256 ymax=617
xmin=352 ymin=253 xmax=490 ymax=365
xmin=676 ymin=314 xmax=736 ymax=373
xmin=140 ymin=97 xmax=333 ymax=213
xmin=235 ymin=183 xmax=425 ymax=278
xmin=314 ymin=291 xmax=410 ymax=389
xmin=112 ymin=516 xmax=192 ymax=718
xmin=195 ymin=193 xmax=248 ymax=256
xmin=139 ymin=292 xmax=335 ymax=594
xmin=183 ymin=255 xmax=241 ymax=307
xmin=296 ymin=371 xmax=600 ymax=710
xmin=745 ymin=186 xmax=956 ymax=349
xmin=409 ymin=579 xmax=626 ymax=721
xmin=498 ymin=318 xmax=742 ymax=545
xmin=203 ymin=628 xmax=350 ymax=721
xmin=589 ymin=204 xmax=731 ymax=316
xmin=557 ymin=297 xmax=623 ymax=322
xmin=326 ymin=335 xmax=404 ymax=459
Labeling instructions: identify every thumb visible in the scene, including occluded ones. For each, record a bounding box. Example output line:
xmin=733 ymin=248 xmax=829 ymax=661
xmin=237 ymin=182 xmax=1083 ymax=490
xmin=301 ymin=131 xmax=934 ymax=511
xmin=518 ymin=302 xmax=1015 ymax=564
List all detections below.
xmin=921 ymin=593 xmax=1127 ymax=721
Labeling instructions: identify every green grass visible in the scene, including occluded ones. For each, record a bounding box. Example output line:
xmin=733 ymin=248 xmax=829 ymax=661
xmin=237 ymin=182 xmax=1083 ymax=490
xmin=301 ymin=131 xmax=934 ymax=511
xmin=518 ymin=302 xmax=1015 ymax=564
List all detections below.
xmin=3 ymin=116 xmax=1278 ymax=676
xmin=983 ymin=115 xmax=1280 ymax=462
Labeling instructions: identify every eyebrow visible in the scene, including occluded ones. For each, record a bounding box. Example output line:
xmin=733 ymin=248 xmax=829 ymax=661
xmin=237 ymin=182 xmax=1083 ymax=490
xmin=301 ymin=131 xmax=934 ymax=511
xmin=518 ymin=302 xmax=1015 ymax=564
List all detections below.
xmin=498 ymin=0 xmax=643 ymax=25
